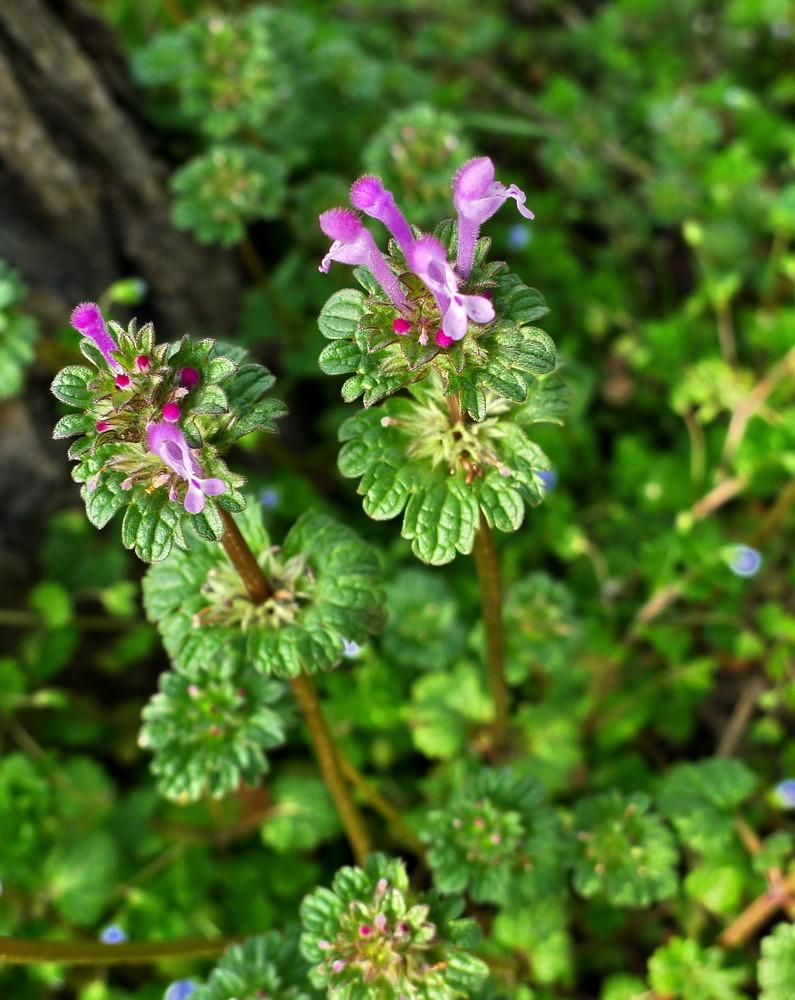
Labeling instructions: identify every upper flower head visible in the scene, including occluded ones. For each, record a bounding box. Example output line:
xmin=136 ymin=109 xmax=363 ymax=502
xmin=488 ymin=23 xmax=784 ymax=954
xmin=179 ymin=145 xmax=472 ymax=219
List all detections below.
xmin=409 ymin=236 xmax=494 ymax=342
xmin=147 ymin=422 xmax=226 ymax=515
xmin=70 ymin=302 xmax=122 ymax=373
xmin=453 ymin=156 xmax=535 ymax=225
xmin=350 ymin=175 xmax=414 ymax=256
xmin=453 ymin=157 xmax=534 ymax=279
xmin=319 ymin=208 xmax=407 ymax=311
xmin=728 ymin=544 xmax=762 ymax=578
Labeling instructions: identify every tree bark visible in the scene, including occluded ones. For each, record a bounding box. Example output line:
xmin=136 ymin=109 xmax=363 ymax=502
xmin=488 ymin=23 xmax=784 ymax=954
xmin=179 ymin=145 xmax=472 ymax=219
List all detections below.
xmin=0 ymin=0 xmax=240 ymax=338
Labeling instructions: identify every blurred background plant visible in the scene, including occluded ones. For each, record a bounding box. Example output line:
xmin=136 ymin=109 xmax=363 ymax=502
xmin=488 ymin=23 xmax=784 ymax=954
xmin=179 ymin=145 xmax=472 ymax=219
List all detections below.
xmin=1 ymin=0 xmax=795 ymax=997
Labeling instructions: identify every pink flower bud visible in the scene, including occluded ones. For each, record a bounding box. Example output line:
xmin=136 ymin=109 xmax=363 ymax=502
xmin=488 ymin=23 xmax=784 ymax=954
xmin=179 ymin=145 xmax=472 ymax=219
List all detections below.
xmin=435 ymin=330 xmax=454 ymax=348
xmin=374 ymin=913 xmax=387 ymax=931
xmin=331 ymin=960 xmax=345 ymax=974
xmin=358 ymin=924 xmax=372 ymax=937
xmin=95 ymin=419 xmax=111 ymax=433
xmin=181 ymin=367 xmax=200 ymax=388
xmin=393 ymin=317 xmax=412 ymax=335
xmin=136 ymin=355 xmax=150 ymax=372
xmin=318 ymin=940 xmax=332 ymax=951
xmin=115 ymin=373 xmax=131 ymax=389
xmin=162 ymin=402 xmax=180 ymax=423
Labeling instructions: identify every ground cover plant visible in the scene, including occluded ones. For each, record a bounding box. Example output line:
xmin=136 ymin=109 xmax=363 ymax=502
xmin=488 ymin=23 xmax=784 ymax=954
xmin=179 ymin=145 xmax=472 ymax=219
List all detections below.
xmin=1 ymin=1 xmax=794 ymax=998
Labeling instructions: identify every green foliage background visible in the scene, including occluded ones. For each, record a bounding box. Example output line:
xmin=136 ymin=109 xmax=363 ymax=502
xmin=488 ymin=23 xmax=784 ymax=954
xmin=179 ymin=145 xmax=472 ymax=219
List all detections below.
xmin=2 ymin=0 xmax=795 ymax=997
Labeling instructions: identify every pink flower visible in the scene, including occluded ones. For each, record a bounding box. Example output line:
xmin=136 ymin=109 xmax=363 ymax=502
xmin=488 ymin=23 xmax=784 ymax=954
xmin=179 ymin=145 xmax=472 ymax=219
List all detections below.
xmin=319 ymin=208 xmax=408 ymax=311
xmin=135 ymin=355 xmax=150 ymax=372
xmin=350 ymin=175 xmax=414 ymax=257
xmin=147 ymin=422 xmax=226 ymax=515
xmin=393 ymin=317 xmax=412 ymax=335
xmin=408 ymin=236 xmax=494 ymax=342
xmin=115 ymin=373 xmax=132 ymax=390
xmin=162 ymin=402 xmax=181 ymax=423
xmin=181 ymin=367 xmax=200 ymax=388
xmin=453 ymin=157 xmax=534 ymax=279
xmin=71 ymin=302 xmax=122 ymax=373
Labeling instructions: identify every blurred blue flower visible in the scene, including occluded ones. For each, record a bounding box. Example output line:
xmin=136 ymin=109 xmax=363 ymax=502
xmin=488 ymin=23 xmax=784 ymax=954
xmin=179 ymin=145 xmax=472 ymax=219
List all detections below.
xmin=772 ymin=779 xmax=795 ymax=809
xmin=164 ymin=979 xmax=197 ymax=1000
xmin=260 ymin=487 xmax=280 ymax=509
xmin=342 ymin=638 xmax=361 ymax=658
xmin=507 ymin=223 xmax=531 ymax=250
xmin=728 ymin=544 xmax=762 ymax=578
xmin=536 ymin=468 xmax=558 ymax=493
xmin=100 ymin=924 xmax=127 ymax=944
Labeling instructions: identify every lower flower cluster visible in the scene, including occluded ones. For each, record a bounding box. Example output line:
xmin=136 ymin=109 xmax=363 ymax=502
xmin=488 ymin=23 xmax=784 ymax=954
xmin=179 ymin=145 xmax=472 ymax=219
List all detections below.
xmin=300 ymin=854 xmax=488 ymax=1000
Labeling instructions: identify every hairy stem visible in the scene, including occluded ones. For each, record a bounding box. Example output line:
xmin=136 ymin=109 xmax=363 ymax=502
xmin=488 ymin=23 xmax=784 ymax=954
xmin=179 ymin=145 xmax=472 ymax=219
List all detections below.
xmin=218 ymin=508 xmax=371 ymax=864
xmin=291 ymin=674 xmax=371 ymax=865
xmin=472 ymin=513 xmax=510 ymax=750
xmin=0 ymin=935 xmax=241 ymax=966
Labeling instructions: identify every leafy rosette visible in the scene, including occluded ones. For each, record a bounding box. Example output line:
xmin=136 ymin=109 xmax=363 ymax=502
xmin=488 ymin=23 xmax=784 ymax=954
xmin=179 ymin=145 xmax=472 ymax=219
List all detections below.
xmin=420 ymin=767 xmax=568 ymax=906
xmin=138 ymin=657 xmax=288 ymax=803
xmin=194 ymin=931 xmax=317 ymax=1000
xmin=571 ymin=790 xmax=679 ymax=907
xmin=318 ymin=227 xmax=558 ymax=419
xmin=337 ymin=371 xmax=566 ymax=564
xmin=51 ymin=308 xmax=285 ymax=561
xmin=300 ymin=853 xmax=489 ymax=1000
xmin=143 ymin=505 xmax=386 ymax=678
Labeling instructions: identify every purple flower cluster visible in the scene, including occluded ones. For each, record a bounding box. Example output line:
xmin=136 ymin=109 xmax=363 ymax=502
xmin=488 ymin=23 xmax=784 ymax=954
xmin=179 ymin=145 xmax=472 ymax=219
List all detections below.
xmin=319 ymin=157 xmax=533 ymax=348
xmin=70 ymin=302 xmax=226 ymax=515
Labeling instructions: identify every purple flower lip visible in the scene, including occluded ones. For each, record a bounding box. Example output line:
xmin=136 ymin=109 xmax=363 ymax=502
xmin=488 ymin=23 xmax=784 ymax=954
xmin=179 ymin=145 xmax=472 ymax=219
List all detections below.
xmin=71 ymin=302 xmax=123 ymax=373
xmin=350 ymin=175 xmax=414 ymax=256
xmin=408 ymin=236 xmax=494 ymax=341
xmin=147 ymin=421 xmax=226 ymax=514
xmin=319 ymin=208 xmax=408 ymax=311
xmin=453 ymin=157 xmax=534 ymax=278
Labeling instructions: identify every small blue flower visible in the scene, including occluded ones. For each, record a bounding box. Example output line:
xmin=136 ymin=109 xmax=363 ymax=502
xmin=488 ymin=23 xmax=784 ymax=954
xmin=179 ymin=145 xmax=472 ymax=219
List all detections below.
xmin=100 ymin=924 xmax=127 ymax=944
xmin=342 ymin=638 xmax=361 ymax=658
xmin=728 ymin=544 xmax=762 ymax=578
xmin=260 ymin=487 xmax=280 ymax=509
xmin=536 ymin=468 xmax=558 ymax=492
xmin=507 ymin=224 xmax=531 ymax=250
xmin=772 ymin=780 xmax=795 ymax=809
xmin=164 ymin=979 xmax=197 ymax=1000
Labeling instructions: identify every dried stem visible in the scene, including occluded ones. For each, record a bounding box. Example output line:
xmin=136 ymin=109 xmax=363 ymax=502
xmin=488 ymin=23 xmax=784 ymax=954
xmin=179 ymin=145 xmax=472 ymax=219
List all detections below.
xmin=0 ymin=934 xmax=242 ymax=966
xmin=719 ymin=871 xmax=795 ymax=949
xmin=218 ymin=507 xmax=371 ymax=864
xmin=472 ymin=513 xmax=510 ymax=750
xmin=337 ymin=753 xmax=427 ymax=859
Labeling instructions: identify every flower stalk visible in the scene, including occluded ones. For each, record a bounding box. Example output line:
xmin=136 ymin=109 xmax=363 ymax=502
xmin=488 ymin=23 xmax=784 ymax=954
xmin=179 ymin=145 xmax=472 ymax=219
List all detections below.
xmin=472 ymin=513 xmax=510 ymax=751
xmin=217 ymin=509 xmax=372 ymax=863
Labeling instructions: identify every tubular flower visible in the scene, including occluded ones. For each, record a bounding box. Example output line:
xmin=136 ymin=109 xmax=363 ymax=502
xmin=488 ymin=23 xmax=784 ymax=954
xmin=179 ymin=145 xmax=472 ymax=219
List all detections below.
xmin=319 ymin=208 xmax=408 ymax=311
xmin=350 ymin=175 xmax=414 ymax=257
xmin=453 ymin=156 xmax=534 ymax=279
xmin=147 ymin=422 xmax=226 ymax=514
xmin=408 ymin=236 xmax=494 ymax=342
xmin=70 ymin=302 xmax=122 ymax=372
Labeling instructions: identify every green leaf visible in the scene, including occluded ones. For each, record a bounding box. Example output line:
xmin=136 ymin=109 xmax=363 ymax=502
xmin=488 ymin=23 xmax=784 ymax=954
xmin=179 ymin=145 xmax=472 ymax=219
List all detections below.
xmin=318 ymin=288 xmax=365 ymax=340
xmin=53 ymin=412 xmax=93 ymax=439
xmin=122 ymin=490 xmax=186 ymax=562
xmin=51 ymin=365 xmax=94 ymax=408
xmin=759 ymin=923 xmax=795 ymax=1000
xmin=648 ymin=938 xmax=747 ymax=1000
xmin=657 ymin=757 xmax=757 ymax=854
xmin=261 ymin=774 xmax=340 ymax=852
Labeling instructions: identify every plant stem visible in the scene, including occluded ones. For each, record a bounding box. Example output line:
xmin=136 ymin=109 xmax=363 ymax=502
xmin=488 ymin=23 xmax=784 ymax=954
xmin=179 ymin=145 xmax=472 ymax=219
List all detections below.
xmin=337 ymin=753 xmax=426 ymax=859
xmin=0 ymin=934 xmax=241 ymax=966
xmin=218 ymin=508 xmax=372 ymax=864
xmin=219 ymin=508 xmax=272 ymax=602
xmin=290 ymin=673 xmax=371 ymax=865
xmin=472 ymin=513 xmax=509 ymax=750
